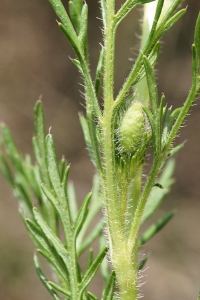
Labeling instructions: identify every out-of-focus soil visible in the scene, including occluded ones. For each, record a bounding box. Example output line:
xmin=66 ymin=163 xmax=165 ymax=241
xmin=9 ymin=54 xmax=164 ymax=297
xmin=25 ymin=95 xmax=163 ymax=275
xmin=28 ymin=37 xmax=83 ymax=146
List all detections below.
xmin=0 ymin=1 xmax=200 ymax=299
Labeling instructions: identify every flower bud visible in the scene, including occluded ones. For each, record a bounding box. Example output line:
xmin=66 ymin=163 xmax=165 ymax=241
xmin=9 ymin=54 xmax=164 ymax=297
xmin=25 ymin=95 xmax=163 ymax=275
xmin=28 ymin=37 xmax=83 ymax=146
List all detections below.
xmin=119 ymin=102 xmax=146 ymax=154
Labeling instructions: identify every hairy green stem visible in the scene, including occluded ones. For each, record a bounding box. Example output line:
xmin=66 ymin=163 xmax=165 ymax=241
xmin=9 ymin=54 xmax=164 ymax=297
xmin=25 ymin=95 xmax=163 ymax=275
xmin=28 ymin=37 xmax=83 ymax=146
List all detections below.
xmin=165 ymin=83 xmax=200 ymax=150
xmin=103 ymin=0 xmax=115 ymax=109
xmin=102 ymin=1 xmax=141 ymax=299
xmin=128 ymin=158 xmax=163 ymax=248
xmin=112 ymin=240 xmax=138 ymax=300
xmin=102 ymin=0 xmax=119 ymax=239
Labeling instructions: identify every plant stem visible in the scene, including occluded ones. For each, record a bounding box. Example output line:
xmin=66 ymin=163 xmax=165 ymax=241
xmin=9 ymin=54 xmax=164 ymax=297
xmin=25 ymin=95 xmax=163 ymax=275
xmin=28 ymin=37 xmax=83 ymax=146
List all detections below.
xmin=102 ymin=0 xmax=119 ymax=239
xmin=128 ymin=158 xmax=162 ymax=248
xmin=103 ymin=0 xmax=115 ymax=110
xmin=165 ymin=84 xmax=199 ymax=150
xmin=112 ymin=241 xmax=138 ymax=300
xmin=102 ymin=2 xmax=141 ymax=299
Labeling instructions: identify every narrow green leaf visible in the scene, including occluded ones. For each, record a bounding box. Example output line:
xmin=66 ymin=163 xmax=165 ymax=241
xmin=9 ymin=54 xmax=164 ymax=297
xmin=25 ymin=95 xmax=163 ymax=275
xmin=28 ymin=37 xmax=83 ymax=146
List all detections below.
xmin=67 ymin=181 xmax=78 ymax=222
xmin=148 ymin=41 xmax=160 ymax=66
xmin=79 ymin=114 xmax=94 ymax=163
xmin=79 ymin=247 xmax=107 ymax=299
xmin=132 ymin=41 xmax=160 ymax=85
xmin=115 ymin=0 xmax=184 ymax=107
xmin=77 ymin=220 xmax=103 ymax=256
xmin=159 ymin=94 xmax=165 ymax=119
xmin=138 ymin=257 xmax=148 ymax=270
xmin=162 ymin=106 xmax=172 ymax=142
xmin=142 ymin=159 xmax=175 ymax=223
xmin=163 ymin=107 xmax=183 ymax=146
xmin=143 ymin=55 xmax=162 ymax=153
xmin=48 ymin=0 xmax=80 ymax=47
xmin=87 ymin=113 xmax=103 ymax=172
xmin=94 ymin=49 xmax=104 ymax=97
xmin=158 ymin=93 xmax=165 ymax=150
xmin=34 ymin=100 xmax=50 ymax=186
xmin=32 ymin=164 xmax=57 ymax=231
xmin=100 ymin=236 xmax=110 ymax=283
xmin=37 ymin=248 xmax=52 ymax=260
xmin=26 ymin=218 xmax=70 ymax=282
xmin=48 ymin=281 xmax=71 ymax=297
xmin=78 ymin=3 xmax=88 ymax=54
xmin=87 ymin=291 xmax=98 ymax=300
xmin=23 ymin=156 xmax=42 ymax=201
xmin=152 ymin=1 xmax=186 ymax=44
xmin=58 ymin=22 xmax=82 ymax=60
xmin=140 ymin=0 xmax=156 ymax=2
xmin=73 ymin=0 xmax=83 ymax=15
xmin=41 ymin=184 xmax=61 ymax=218
xmin=34 ymin=254 xmax=61 ymax=300
xmin=142 ymin=106 xmax=156 ymax=151
xmin=41 ymin=182 xmax=71 ymax=248
xmin=59 ymin=156 xmax=67 ymax=183
xmin=1 ymin=124 xmax=24 ymax=173
xmin=14 ymin=179 xmax=33 ymax=216
xmin=37 ymin=249 xmax=70 ymax=287
xmin=161 ymin=9 xmax=186 ymax=36
xmin=132 ymin=42 xmax=160 ymax=87
xmin=192 ymin=13 xmax=200 ymax=87
xmin=87 ymin=249 xmax=94 ymax=269
xmin=34 ymin=101 xmax=45 ymax=154
xmin=168 ymin=142 xmax=185 ymax=157
xmin=142 ymin=107 xmax=154 ymax=129
xmin=157 ymin=0 xmax=183 ymax=30
xmin=32 ymin=136 xmax=40 ymax=164
xmin=194 ymin=13 xmax=200 ymax=68
xmin=0 ymin=154 xmax=14 ymax=185
xmin=100 ymin=0 xmax=107 ymax=29
xmin=169 ymin=107 xmax=181 ymax=127
xmin=74 ymin=192 xmax=92 ymax=239
xmin=71 ymin=58 xmax=83 ymax=73
xmin=46 ymin=134 xmax=72 ymax=242
xmin=148 ymin=0 xmax=165 ymax=39
xmin=102 ymin=271 xmax=116 ymax=300
xmin=33 ymin=208 xmax=70 ymax=271
xmin=68 ymin=0 xmax=83 ymax=34
xmin=192 ymin=44 xmax=199 ymax=86
xmin=62 ymin=165 xmax=70 ymax=187
xmin=72 ymin=0 xmax=83 ymax=17
xmin=139 ymin=211 xmax=174 ymax=246
xmin=34 ymin=102 xmax=57 ymax=232
xmin=143 ymin=55 xmax=158 ymax=114
xmin=69 ymin=1 xmax=80 ymax=33
xmin=76 ymin=174 xmax=102 ymax=247
xmin=115 ymin=0 xmax=156 ymax=26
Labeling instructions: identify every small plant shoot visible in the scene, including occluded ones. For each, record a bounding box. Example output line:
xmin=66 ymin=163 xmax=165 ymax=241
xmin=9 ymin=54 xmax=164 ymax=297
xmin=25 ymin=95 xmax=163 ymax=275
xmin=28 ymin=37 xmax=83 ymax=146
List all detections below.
xmin=0 ymin=0 xmax=200 ymax=299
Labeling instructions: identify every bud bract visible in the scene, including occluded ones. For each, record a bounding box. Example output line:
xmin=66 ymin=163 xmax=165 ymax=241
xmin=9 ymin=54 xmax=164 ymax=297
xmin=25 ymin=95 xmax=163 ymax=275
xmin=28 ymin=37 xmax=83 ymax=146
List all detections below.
xmin=119 ymin=102 xmax=146 ymax=154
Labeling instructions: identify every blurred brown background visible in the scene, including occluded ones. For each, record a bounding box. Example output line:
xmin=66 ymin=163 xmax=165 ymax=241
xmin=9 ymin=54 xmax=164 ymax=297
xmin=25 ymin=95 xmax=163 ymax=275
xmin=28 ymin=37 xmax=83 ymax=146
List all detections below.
xmin=0 ymin=0 xmax=200 ymax=299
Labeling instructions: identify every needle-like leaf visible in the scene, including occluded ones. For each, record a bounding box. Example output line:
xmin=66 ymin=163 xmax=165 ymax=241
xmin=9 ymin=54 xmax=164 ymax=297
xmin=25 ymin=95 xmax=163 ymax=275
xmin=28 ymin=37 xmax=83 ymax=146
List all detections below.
xmin=102 ymin=271 xmax=116 ymax=300
xmin=139 ymin=211 xmax=174 ymax=246
xmin=79 ymin=247 xmax=107 ymax=299
xmin=33 ymin=254 xmax=61 ymax=300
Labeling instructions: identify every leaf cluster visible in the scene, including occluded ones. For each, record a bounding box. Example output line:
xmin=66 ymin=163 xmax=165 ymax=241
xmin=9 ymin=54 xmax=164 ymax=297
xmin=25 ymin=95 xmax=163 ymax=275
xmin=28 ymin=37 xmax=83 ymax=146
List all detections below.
xmin=0 ymin=101 xmax=109 ymax=299
xmin=0 ymin=100 xmax=178 ymax=299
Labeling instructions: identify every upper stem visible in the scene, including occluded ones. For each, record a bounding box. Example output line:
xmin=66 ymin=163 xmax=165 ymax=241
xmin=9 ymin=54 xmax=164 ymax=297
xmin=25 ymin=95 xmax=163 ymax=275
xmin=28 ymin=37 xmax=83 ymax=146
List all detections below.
xmin=102 ymin=1 xmax=139 ymax=299
xmin=103 ymin=0 xmax=115 ymax=109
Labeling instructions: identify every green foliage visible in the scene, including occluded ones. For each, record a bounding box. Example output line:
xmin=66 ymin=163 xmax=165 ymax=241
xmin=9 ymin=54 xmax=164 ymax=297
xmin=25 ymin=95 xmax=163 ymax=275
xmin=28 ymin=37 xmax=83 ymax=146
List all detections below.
xmin=0 ymin=0 xmax=200 ymax=299
xmin=0 ymin=101 xmax=105 ymax=299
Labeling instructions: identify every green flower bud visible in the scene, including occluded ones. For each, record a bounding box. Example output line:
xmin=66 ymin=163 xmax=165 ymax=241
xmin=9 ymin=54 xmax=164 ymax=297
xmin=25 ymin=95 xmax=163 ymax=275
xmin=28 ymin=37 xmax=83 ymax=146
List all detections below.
xmin=119 ymin=102 xmax=146 ymax=154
